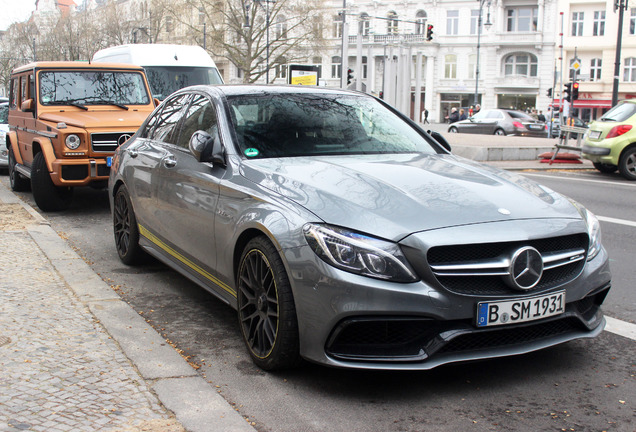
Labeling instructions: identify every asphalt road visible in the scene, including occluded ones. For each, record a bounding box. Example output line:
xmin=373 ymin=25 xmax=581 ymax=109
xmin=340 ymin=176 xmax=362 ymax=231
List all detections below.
xmin=2 ymin=168 xmax=635 ymax=432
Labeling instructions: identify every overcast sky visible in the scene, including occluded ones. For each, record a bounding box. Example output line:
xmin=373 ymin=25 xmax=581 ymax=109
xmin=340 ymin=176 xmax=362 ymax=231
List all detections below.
xmin=1 ymin=0 xmax=37 ymax=31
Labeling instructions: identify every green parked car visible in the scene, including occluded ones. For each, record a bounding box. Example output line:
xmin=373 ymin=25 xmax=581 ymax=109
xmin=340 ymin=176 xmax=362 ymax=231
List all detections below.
xmin=582 ymin=100 xmax=636 ymax=180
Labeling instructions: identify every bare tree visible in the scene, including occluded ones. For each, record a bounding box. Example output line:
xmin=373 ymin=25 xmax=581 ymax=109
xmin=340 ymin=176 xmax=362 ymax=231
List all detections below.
xmin=169 ymin=0 xmax=328 ymax=83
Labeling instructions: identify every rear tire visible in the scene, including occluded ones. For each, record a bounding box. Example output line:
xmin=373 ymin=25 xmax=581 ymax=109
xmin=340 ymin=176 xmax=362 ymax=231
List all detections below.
xmin=31 ymin=152 xmax=73 ymax=211
xmin=494 ymin=129 xmax=506 ymax=136
xmin=592 ymin=162 xmax=618 ymax=174
xmin=8 ymin=147 xmax=30 ymax=192
xmin=448 ymin=127 xmax=458 ymax=133
xmin=237 ymin=236 xmax=300 ymax=370
xmin=618 ymin=147 xmax=636 ymax=180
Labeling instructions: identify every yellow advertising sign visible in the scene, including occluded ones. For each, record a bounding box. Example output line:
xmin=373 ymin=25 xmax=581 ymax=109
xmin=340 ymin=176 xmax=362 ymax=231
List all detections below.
xmin=290 ymin=70 xmax=318 ymax=86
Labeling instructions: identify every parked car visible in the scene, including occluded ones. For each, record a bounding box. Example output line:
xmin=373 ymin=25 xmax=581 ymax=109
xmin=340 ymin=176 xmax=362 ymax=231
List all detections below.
xmin=0 ymin=102 xmax=8 ymax=171
xmin=110 ymin=85 xmax=610 ymax=371
xmin=448 ymin=109 xmax=547 ymax=137
xmin=550 ymin=115 xmax=587 ymax=139
xmin=6 ymin=61 xmax=157 ymax=211
xmin=582 ymin=100 xmax=636 ymax=180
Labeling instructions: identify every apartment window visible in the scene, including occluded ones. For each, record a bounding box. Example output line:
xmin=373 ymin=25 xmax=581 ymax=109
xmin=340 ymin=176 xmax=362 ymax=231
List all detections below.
xmin=387 ymin=11 xmax=398 ymax=35
xmin=415 ymin=10 xmax=427 ymax=35
xmin=165 ymin=15 xmax=173 ymax=33
xmin=623 ymin=58 xmax=636 ymax=82
xmin=275 ymin=56 xmax=287 ymax=79
xmin=331 ymin=56 xmax=341 ymax=79
xmin=572 ymin=12 xmax=584 ymax=36
xmin=275 ymin=15 xmax=287 ymax=40
xmin=333 ymin=14 xmax=343 ymax=38
xmin=504 ymin=53 xmax=538 ymax=77
xmin=593 ymin=11 xmax=605 ymax=36
xmin=468 ymin=54 xmax=477 ymax=79
xmin=447 ymin=10 xmax=459 ymax=35
xmin=470 ymin=10 xmax=479 ymax=35
xmin=359 ymin=13 xmax=370 ymax=36
xmin=631 ymin=8 xmax=636 ymax=35
xmin=445 ymin=54 xmax=457 ymax=78
xmin=362 ymin=56 xmax=368 ymax=78
xmin=198 ymin=8 xmax=205 ymax=25
xmin=507 ymin=7 xmax=538 ymax=32
xmin=590 ymin=58 xmax=602 ymax=81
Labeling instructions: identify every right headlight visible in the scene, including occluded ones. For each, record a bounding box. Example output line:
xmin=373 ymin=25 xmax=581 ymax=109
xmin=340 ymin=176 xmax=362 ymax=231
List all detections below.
xmin=303 ymin=223 xmax=418 ymax=283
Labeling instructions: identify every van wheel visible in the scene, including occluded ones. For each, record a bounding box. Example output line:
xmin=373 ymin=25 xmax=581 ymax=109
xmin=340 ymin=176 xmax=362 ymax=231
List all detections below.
xmin=31 ymin=152 xmax=73 ymax=211
xmin=8 ymin=147 xmax=30 ymax=192
xmin=618 ymin=147 xmax=636 ymax=180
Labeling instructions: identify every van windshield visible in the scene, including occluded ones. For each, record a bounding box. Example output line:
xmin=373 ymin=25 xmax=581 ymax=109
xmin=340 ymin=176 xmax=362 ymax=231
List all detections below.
xmin=144 ymin=66 xmax=223 ymax=100
xmin=39 ymin=71 xmax=150 ymax=106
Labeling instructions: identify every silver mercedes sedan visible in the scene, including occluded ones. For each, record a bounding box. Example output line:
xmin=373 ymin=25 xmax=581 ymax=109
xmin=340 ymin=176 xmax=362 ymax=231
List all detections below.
xmin=108 ymin=85 xmax=611 ymax=371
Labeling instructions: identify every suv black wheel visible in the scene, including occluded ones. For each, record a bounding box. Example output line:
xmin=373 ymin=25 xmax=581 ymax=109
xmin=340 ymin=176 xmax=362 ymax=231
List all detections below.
xmin=113 ymin=185 xmax=145 ymax=265
xmin=31 ymin=152 xmax=73 ymax=211
xmin=237 ymin=236 xmax=300 ymax=370
xmin=618 ymin=147 xmax=636 ymax=180
xmin=592 ymin=162 xmax=618 ymax=174
xmin=8 ymin=147 xmax=30 ymax=192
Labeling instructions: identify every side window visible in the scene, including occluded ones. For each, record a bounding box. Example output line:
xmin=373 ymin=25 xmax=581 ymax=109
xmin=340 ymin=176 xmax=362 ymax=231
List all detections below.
xmin=141 ymin=106 xmax=164 ymax=138
xmin=149 ymin=94 xmax=190 ymax=144
xmin=175 ymin=95 xmax=217 ymax=149
xmin=9 ymin=78 xmax=18 ymax=109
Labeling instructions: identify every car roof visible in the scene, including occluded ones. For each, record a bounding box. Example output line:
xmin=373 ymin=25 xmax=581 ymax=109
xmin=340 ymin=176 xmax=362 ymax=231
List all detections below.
xmin=175 ymin=84 xmax=370 ymax=99
xmin=12 ymin=61 xmax=145 ymax=74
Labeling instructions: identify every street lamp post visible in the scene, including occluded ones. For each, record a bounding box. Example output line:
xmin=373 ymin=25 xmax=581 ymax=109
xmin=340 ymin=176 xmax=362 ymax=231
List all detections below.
xmin=474 ymin=0 xmax=492 ymax=107
xmin=255 ymin=0 xmax=276 ymax=84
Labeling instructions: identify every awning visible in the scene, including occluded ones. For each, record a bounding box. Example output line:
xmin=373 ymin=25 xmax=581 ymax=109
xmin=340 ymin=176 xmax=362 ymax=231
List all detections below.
xmin=549 ymin=99 xmax=614 ymax=109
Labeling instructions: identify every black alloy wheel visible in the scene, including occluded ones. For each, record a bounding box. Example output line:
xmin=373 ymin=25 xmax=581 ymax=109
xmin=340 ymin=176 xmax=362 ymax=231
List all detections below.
xmin=8 ymin=147 xmax=30 ymax=192
xmin=113 ymin=185 xmax=144 ymax=265
xmin=237 ymin=236 xmax=300 ymax=370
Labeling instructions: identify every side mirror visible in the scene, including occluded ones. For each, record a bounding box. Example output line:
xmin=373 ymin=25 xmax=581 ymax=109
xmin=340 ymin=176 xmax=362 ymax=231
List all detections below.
xmin=189 ymin=129 xmax=225 ymax=166
xmin=428 ymin=130 xmax=451 ymax=152
xmin=21 ymin=99 xmax=35 ymax=112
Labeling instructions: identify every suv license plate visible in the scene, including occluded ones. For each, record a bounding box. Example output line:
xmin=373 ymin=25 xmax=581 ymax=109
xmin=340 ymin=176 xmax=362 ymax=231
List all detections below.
xmin=107 ymin=156 xmax=112 ymax=167
xmin=476 ymin=291 xmax=565 ymax=327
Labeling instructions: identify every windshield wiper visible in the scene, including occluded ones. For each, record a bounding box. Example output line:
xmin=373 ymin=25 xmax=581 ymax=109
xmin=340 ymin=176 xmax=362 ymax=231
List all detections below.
xmin=47 ymin=101 xmax=88 ymax=110
xmin=93 ymin=100 xmax=130 ymax=110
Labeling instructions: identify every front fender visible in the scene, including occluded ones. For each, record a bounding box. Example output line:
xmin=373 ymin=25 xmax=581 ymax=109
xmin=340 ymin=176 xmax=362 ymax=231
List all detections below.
xmin=32 ymin=137 xmax=56 ymax=172
xmin=7 ymin=131 xmax=23 ymax=165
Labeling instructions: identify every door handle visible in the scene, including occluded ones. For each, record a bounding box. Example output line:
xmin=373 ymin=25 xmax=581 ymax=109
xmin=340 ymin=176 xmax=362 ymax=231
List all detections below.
xmin=163 ymin=155 xmax=177 ymax=168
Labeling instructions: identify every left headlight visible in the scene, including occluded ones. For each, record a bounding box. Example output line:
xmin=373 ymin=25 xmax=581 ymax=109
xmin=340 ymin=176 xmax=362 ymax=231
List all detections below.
xmin=65 ymin=134 xmax=81 ymax=150
xmin=303 ymin=223 xmax=418 ymax=282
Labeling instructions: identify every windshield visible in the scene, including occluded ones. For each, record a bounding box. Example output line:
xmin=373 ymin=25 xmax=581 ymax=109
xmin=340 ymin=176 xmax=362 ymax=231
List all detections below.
xmin=39 ymin=70 xmax=150 ymax=106
xmin=228 ymin=93 xmax=439 ymax=159
xmin=600 ymin=102 xmax=636 ymax=122
xmin=144 ymin=66 xmax=223 ymax=100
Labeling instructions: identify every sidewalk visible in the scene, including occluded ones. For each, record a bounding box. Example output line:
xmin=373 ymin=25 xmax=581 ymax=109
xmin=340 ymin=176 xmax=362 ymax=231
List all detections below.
xmin=0 ymin=183 xmax=255 ymax=432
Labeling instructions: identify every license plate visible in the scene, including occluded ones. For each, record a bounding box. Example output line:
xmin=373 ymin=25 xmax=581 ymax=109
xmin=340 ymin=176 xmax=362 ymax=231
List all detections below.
xmin=589 ymin=130 xmax=601 ymax=140
xmin=476 ymin=291 xmax=565 ymax=327
xmin=529 ymin=125 xmax=542 ymax=130
xmin=107 ymin=156 xmax=112 ymax=167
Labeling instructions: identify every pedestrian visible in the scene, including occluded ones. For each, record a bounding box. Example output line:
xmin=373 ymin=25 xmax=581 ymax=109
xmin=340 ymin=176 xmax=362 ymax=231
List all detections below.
xmin=447 ymin=107 xmax=459 ymax=123
xmin=459 ymin=108 xmax=467 ymax=121
xmin=537 ymin=110 xmax=546 ymax=122
xmin=474 ymin=104 xmax=481 ymax=114
xmin=469 ymin=106 xmax=474 ymax=117
xmin=421 ymin=108 xmax=429 ymax=124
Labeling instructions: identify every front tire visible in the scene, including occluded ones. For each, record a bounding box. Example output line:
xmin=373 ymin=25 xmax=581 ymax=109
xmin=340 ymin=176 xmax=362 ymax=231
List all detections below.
xmin=237 ymin=236 xmax=300 ymax=370
xmin=448 ymin=126 xmax=458 ymax=133
xmin=618 ymin=147 xmax=636 ymax=180
xmin=8 ymin=147 xmax=30 ymax=192
xmin=31 ymin=152 xmax=73 ymax=211
xmin=593 ymin=162 xmax=618 ymax=174
xmin=113 ymin=185 xmax=144 ymax=265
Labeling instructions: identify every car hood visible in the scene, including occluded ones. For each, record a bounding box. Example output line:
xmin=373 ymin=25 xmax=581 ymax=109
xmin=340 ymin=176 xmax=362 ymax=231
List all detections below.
xmin=240 ymin=153 xmax=582 ymax=240
xmin=39 ymin=110 xmax=152 ymax=129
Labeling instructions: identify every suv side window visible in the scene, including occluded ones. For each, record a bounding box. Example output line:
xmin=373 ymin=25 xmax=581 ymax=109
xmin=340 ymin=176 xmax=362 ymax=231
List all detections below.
xmin=150 ymin=94 xmax=190 ymax=144
xmin=175 ymin=95 xmax=217 ymax=149
xmin=9 ymin=78 xmax=18 ymax=109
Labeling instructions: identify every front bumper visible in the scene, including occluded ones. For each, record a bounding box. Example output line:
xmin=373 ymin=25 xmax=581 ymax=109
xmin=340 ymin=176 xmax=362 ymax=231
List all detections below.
xmin=50 ymin=158 xmax=111 ymax=186
xmin=285 ymin=219 xmax=611 ymax=370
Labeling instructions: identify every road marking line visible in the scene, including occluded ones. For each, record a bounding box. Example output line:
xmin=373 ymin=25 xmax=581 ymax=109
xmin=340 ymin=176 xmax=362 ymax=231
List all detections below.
xmin=605 ymin=316 xmax=636 ymax=341
xmin=598 ymin=216 xmax=636 ymax=228
xmin=523 ymin=172 xmax=636 ymax=188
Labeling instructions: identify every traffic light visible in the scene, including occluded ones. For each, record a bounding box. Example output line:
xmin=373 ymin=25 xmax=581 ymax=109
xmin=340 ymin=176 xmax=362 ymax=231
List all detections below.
xmin=426 ymin=24 xmax=434 ymax=41
xmin=347 ymin=68 xmax=353 ymax=85
xmin=547 ymin=88 xmax=552 ymax=98
xmin=572 ymin=82 xmax=580 ymax=100
xmin=563 ymin=82 xmax=572 ymax=102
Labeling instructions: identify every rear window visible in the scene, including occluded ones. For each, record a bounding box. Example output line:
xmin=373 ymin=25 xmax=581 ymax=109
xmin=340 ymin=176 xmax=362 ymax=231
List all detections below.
xmin=39 ymin=70 xmax=150 ymax=106
xmin=599 ymin=102 xmax=636 ymax=122
xmin=508 ymin=111 xmax=535 ymax=120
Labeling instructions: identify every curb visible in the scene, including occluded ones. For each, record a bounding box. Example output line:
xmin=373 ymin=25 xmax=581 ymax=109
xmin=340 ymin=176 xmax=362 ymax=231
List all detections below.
xmin=0 ymin=184 xmax=255 ymax=432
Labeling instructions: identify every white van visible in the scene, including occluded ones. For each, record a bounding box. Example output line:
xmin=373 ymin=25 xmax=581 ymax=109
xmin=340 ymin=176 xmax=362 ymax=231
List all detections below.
xmin=92 ymin=44 xmax=224 ymax=100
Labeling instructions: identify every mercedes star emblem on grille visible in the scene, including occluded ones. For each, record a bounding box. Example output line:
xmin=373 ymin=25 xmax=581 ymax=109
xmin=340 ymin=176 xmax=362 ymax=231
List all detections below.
xmin=506 ymin=246 xmax=544 ymax=290
xmin=118 ymin=134 xmax=133 ymax=146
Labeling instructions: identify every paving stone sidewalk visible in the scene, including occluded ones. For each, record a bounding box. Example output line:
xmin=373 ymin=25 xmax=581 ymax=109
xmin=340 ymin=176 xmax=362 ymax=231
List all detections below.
xmin=0 ymin=183 xmax=255 ymax=432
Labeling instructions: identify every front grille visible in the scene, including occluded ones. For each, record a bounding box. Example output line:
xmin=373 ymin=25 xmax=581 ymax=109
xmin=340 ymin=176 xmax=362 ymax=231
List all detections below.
xmin=91 ymin=132 xmax=134 ymax=153
xmin=427 ymin=234 xmax=589 ymax=296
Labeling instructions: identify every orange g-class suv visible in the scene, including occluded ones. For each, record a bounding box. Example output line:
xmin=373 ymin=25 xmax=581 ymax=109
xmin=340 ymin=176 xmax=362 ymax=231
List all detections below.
xmin=6 ymin=62 xmax=157 ymax=211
